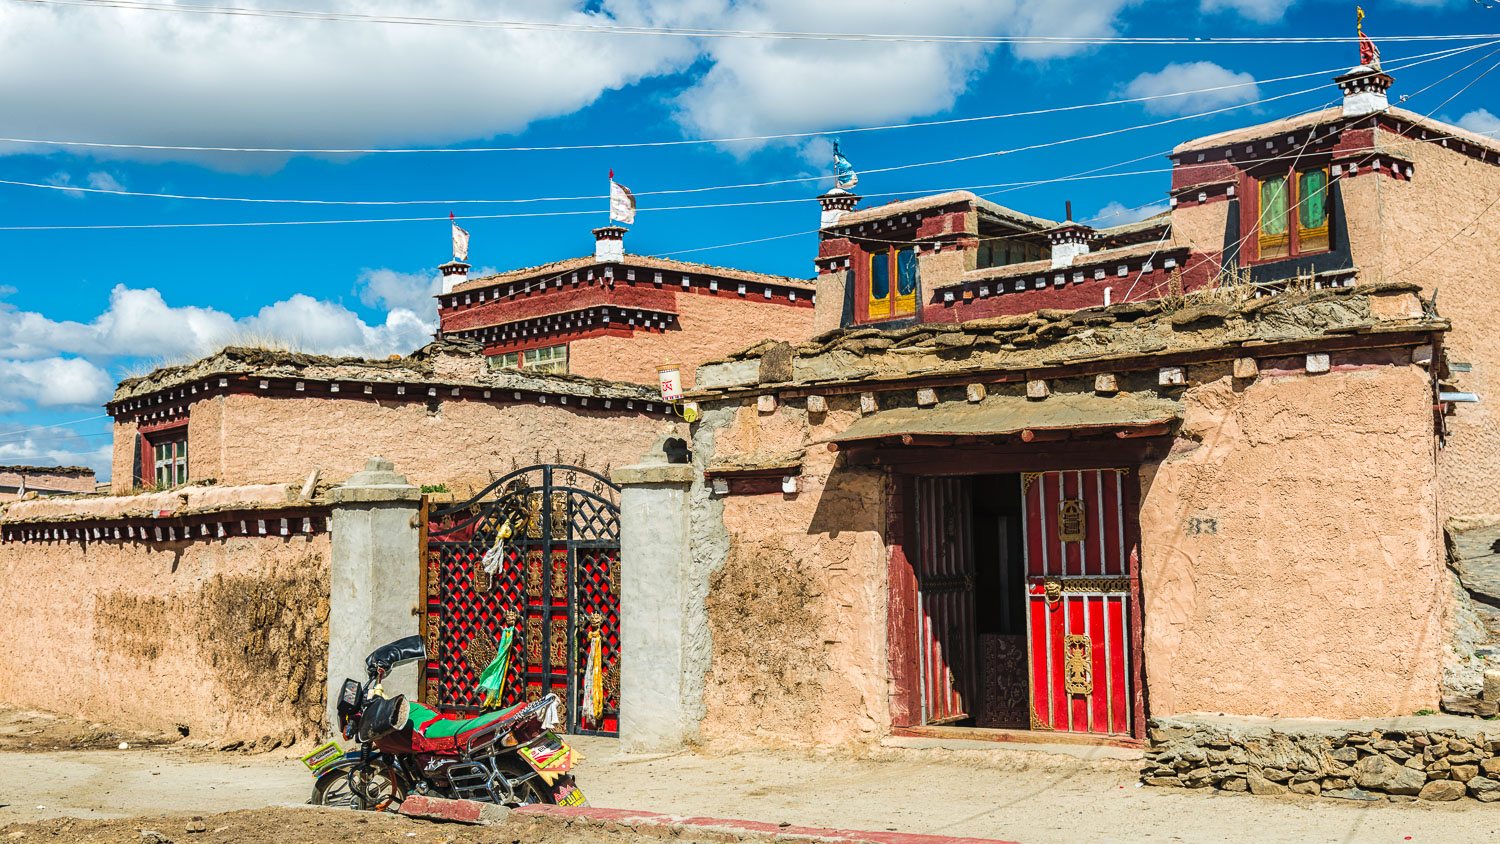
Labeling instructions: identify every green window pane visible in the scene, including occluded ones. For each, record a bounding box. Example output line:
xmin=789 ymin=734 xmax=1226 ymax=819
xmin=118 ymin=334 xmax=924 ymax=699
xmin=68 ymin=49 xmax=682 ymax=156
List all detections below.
xmin=896 ymin=249 xmax=917 ymax=296
xmin=1298 ymin=170 xmax=1328 ymax=230
xmin=870 ymin=252 xmax=890 ymax=301
xmin=1260 ymin=177 xmax=1289 ymax=236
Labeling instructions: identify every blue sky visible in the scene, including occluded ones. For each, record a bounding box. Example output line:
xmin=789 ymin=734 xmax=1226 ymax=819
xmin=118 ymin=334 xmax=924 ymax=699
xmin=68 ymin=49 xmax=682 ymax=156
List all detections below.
xmin=1 ymin=0 xmax=1497 ymax=481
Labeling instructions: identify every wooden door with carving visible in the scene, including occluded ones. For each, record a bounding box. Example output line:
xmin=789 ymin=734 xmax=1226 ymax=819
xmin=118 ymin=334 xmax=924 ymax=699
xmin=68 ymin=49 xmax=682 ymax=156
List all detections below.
xmin=1022 ymin=469 xmax=1136 ymax=736
xmin=915 ymin=476 xmax=976 ymax=725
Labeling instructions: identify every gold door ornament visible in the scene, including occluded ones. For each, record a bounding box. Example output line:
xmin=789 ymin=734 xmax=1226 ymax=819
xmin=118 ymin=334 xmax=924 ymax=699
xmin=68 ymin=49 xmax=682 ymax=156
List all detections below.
xmin=525 ymin=617 xmax=543 ymax=668
xmin=526 ymin=550 xmax=544 ymax=599
xmin=423 ymin=616 xmax=440 ymax=658
xmin=1058 ymin=499 xmax=1087 ymax=542
xmin=426 ymin=551 xmax=441 ymax=598
xmin=550 ymin=552 xmax=568 ymax=600
xmin=1043 ymin=577 xmax=1062 ymax=607
xmin=549 ymin=617 xmax=568 ymax=671
xmin=1064 ymin=634 xmax=1093 ymax=696
xmin=465 ymin=631 xmax=497 ymax=672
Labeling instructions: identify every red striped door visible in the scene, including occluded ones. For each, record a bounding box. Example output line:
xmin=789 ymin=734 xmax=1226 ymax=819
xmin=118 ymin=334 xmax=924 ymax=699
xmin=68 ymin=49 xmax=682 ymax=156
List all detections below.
xmin=915 ymin=477 xmax=975 ymax=724
xmin=1022 ymin=470 xmax=1134 ymax=736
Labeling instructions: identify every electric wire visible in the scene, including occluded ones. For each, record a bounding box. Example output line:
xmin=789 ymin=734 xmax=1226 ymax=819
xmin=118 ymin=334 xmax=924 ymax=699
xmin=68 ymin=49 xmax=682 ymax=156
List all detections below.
xmin=0 ymin=44 xmax=1476 ymax=156
xmin=9 ymin=0 xmax=1500 ymax=45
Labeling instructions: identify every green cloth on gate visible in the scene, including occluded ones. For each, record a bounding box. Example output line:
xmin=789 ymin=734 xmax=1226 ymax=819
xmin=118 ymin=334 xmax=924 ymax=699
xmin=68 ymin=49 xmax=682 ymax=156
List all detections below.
xmin=475 ymin=627 xmax=515 ymax=707
xmin=407 ymin=701 xmax=512 ymax=738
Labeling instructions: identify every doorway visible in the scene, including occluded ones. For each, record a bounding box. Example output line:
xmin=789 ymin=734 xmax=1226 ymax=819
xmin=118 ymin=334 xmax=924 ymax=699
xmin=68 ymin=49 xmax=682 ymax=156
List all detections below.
xmin=908 ymin=470 xmax=1139 ymax=738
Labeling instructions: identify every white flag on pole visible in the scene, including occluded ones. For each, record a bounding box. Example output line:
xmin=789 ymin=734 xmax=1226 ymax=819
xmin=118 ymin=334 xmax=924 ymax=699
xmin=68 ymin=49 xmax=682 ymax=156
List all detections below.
xmin=609 ymin=177 xmax=636 ymax=225
xmin=451 ymin=219 xmax=470 ymax=262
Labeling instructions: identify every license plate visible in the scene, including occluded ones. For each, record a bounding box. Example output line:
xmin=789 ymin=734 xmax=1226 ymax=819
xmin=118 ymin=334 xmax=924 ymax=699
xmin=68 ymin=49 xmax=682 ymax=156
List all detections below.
xmin=518 ymin=733 xmax=575 ymax=774
xmin=555 ymin=783 xmax=587 ymax=807
xmin=300 ymin=740 xmax=343 ymax=775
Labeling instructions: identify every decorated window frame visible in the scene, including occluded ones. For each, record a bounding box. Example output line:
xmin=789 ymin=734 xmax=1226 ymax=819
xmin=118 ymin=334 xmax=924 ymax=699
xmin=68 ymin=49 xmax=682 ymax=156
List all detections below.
xmin=1254 ymin=166 xmax=1332 ymax=261
xmin=866 ymin=246 xmax=918 ymax=320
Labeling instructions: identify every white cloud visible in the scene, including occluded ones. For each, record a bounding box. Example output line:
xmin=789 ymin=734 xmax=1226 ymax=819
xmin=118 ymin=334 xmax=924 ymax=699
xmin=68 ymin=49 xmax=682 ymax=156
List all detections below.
xmin=86 ymin=172 xmax=124 ymax=192
xmin=669 ymin=0 xmax=1138 ymax=149
xmin=0 ymin=1 xmax=700 ymax=169
xmin=1085 ymin=200 xmax=1170 ymax=226
xmin=0 ymin=421 xmax=112 ymax=478
xmin=1456 ymin=109 xmax=1500 ymax=139
xmin=357 ymin=268 xmax=443 ymax=320
xmin=1199 ymin=0 xmax=1294 ymax=22
xmin=0 ymin=0 xmax=1147 ymax=169
xmin=0 ymin=357 xmax=114 ymax=409
xmin=0 ymin=282 xmax=435 ymax=363
xmin=1122 ymin=62 xmax=1260 ymax=116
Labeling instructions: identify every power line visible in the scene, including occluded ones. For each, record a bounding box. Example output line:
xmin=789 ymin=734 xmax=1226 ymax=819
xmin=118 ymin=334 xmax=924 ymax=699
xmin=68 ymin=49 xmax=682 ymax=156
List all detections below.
xmin=0 ymin=74 xmax=1358 ymax=217
xmin=0 ymin=50 xmax=1446 ymax=156
xmin=2 ymin=40 xmax=1484 ymax=216
xmin=9 ymin=0 xmax=1500 ymax=45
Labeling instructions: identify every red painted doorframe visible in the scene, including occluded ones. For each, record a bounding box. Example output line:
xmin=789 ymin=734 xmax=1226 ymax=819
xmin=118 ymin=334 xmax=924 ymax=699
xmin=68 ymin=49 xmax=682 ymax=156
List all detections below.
xmin=883 ymin=443 xmax=1152 ymax=740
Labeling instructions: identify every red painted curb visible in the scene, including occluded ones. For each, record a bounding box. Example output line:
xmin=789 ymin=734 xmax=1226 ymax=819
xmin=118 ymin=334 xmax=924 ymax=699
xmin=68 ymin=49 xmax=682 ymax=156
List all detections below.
xmin=514 ymin=804 xmax=1018 ymax=844
xmin=397 ymin=795 xmax=484 ymax=824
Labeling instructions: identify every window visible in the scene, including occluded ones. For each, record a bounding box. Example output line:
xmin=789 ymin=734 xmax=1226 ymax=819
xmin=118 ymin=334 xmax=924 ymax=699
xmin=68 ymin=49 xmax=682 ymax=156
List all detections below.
xmin=1297 ymin=169 xmax=1330 ymax=253
xmin=1257 ymin=167 xmax=1330 ymax=260
xmin=150 ymin=434 xmax=188 ymax=488
xmin=868 ymin=247 xmax=917 ymax=320
xmin=976 ymin=239 xmax=1044 ymax=270
xmin=487 ymin=344 xmax=568 ymax=375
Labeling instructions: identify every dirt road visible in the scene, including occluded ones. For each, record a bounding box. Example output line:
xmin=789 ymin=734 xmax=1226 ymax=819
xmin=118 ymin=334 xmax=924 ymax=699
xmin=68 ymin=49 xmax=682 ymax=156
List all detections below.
xmin=1 ymin=705 xmax=1496 ymax=843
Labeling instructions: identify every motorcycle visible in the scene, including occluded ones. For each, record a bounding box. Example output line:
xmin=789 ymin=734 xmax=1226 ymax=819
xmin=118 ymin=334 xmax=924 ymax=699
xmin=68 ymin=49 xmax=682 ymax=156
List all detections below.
xmin=307 ymin=635 xmax=587 ymax=811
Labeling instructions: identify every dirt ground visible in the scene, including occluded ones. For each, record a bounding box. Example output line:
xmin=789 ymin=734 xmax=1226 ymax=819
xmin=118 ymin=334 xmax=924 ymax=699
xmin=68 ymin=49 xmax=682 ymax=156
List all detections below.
xmin=1 ymin=706 xmax=1498 ymax=843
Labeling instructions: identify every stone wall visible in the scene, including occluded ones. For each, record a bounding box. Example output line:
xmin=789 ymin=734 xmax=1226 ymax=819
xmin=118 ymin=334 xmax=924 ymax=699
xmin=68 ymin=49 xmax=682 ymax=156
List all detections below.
xmin=0 ymin=487 xmax=331 ymax=746
xmin=1145 ymin=714 xmax=1500 ymax=803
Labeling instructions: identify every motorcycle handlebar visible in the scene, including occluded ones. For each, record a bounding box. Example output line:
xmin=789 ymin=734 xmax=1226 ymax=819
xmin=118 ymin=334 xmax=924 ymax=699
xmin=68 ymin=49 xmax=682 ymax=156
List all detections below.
xmin=364 ymin=635 xmax=426 ymax=679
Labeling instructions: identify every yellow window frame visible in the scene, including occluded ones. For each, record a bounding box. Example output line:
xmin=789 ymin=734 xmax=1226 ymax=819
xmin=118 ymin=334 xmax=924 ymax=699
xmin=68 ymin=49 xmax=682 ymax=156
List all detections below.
xmin=867 ymin=247 xmax=917 ymax=320
xmin=868 ymin=250 xmax=892 ymax=319
xmin=1256 ymin=175 xmax=1290 ymax=260
xmin=1295 ymin=168 xmax=1331 ymax=254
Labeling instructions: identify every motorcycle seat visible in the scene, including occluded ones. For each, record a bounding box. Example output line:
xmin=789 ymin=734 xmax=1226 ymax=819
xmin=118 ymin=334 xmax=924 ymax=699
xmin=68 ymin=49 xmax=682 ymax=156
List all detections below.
xmin=404 ymin=701 xmax=530 ymax=751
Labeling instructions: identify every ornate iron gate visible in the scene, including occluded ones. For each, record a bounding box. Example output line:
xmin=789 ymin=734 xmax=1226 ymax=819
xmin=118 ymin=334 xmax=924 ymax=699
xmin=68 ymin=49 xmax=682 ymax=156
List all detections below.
xmin=420 ymin=464 xmax=621 ymax=736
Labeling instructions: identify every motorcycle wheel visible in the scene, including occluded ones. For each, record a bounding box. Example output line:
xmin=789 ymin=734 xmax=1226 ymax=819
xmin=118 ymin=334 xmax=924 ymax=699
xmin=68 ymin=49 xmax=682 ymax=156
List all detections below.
xmin=311 ymin=762 xmax=404 ymax=811
xmin=494 ymin=761 xmax=553 ymax=806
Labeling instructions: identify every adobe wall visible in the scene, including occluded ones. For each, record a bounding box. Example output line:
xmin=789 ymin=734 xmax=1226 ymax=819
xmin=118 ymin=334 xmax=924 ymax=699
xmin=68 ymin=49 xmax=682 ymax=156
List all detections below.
xmin=113 ymin=394 xmax=674 ymax=495
xmin=1139 ymin=363 xmax=1445 ymax=719
xmin=0 ymin=468 xmax=95 ymax=500
xmin=1344 ymin=134 xmax=1500 ymax=518
xmin=690 ymin=397 xmax=891 ymax=749
xmin=566 ymin=293 xmax=817 ymax=389
xmin=0 ymin=519 xmax=330 ymax=744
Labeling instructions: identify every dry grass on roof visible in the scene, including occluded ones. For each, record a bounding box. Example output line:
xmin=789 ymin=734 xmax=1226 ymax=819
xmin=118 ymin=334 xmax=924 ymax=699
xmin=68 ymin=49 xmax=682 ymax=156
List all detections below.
xmin=0 ymin=465 xmax=94 ymax=476
xmin=697 ymin=280 xmax=1438 ymax=393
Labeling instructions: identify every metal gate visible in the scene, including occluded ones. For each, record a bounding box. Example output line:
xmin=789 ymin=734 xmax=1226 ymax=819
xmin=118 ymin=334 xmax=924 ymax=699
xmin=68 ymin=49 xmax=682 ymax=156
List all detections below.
xmin=1022 ymin=469 xmax=1134 ymax=736
xmin=421 ymin=464 xmax=621 ymax=736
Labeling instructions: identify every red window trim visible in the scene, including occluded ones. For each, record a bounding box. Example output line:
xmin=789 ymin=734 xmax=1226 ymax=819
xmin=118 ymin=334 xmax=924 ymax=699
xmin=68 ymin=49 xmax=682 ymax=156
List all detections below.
xmin=139 ymin=423 xmax=188 ymax=487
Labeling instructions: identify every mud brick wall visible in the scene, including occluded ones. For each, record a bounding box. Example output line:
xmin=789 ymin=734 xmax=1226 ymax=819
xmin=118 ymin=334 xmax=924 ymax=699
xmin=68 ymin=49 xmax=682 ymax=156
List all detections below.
xmin=1144 ymin=715 xmax=1500 ymax=802
xmin=0 ymin=515 xmax=331 ymax=746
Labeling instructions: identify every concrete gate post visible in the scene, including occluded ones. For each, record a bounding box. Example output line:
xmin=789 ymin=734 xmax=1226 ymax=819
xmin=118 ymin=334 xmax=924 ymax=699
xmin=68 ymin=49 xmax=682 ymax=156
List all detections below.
xmin=326 ymin=457 xmax=422 ymax=735
xmin=613 ymin=438 xmax=695 ymax=753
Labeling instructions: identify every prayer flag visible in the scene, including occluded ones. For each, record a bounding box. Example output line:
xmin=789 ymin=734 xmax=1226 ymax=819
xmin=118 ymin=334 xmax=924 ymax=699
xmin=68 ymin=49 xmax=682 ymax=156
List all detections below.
xmin=451 ymin=214 xmax=470 ymax=262
xmin=609 ymin=175 xmax=636 ymax=225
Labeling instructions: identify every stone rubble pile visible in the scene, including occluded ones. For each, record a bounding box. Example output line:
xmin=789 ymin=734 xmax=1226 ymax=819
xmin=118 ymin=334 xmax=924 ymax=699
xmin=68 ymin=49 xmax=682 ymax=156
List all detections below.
xmin=1144 ymin=716 xmax=1500 ymax=802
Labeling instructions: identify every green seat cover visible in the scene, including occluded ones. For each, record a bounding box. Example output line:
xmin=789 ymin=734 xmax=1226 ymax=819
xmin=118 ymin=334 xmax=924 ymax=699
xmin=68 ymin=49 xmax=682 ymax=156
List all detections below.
xmin=407 ymin=701 xmax=520 ymax=739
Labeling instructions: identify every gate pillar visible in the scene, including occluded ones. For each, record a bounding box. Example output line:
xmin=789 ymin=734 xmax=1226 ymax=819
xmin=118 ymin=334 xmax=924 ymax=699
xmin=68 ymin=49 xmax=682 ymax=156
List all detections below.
xmin=613 ymin=440 xmax=694 ymax=753
xmin=326 ymin=457 xmax=422 ymax=735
